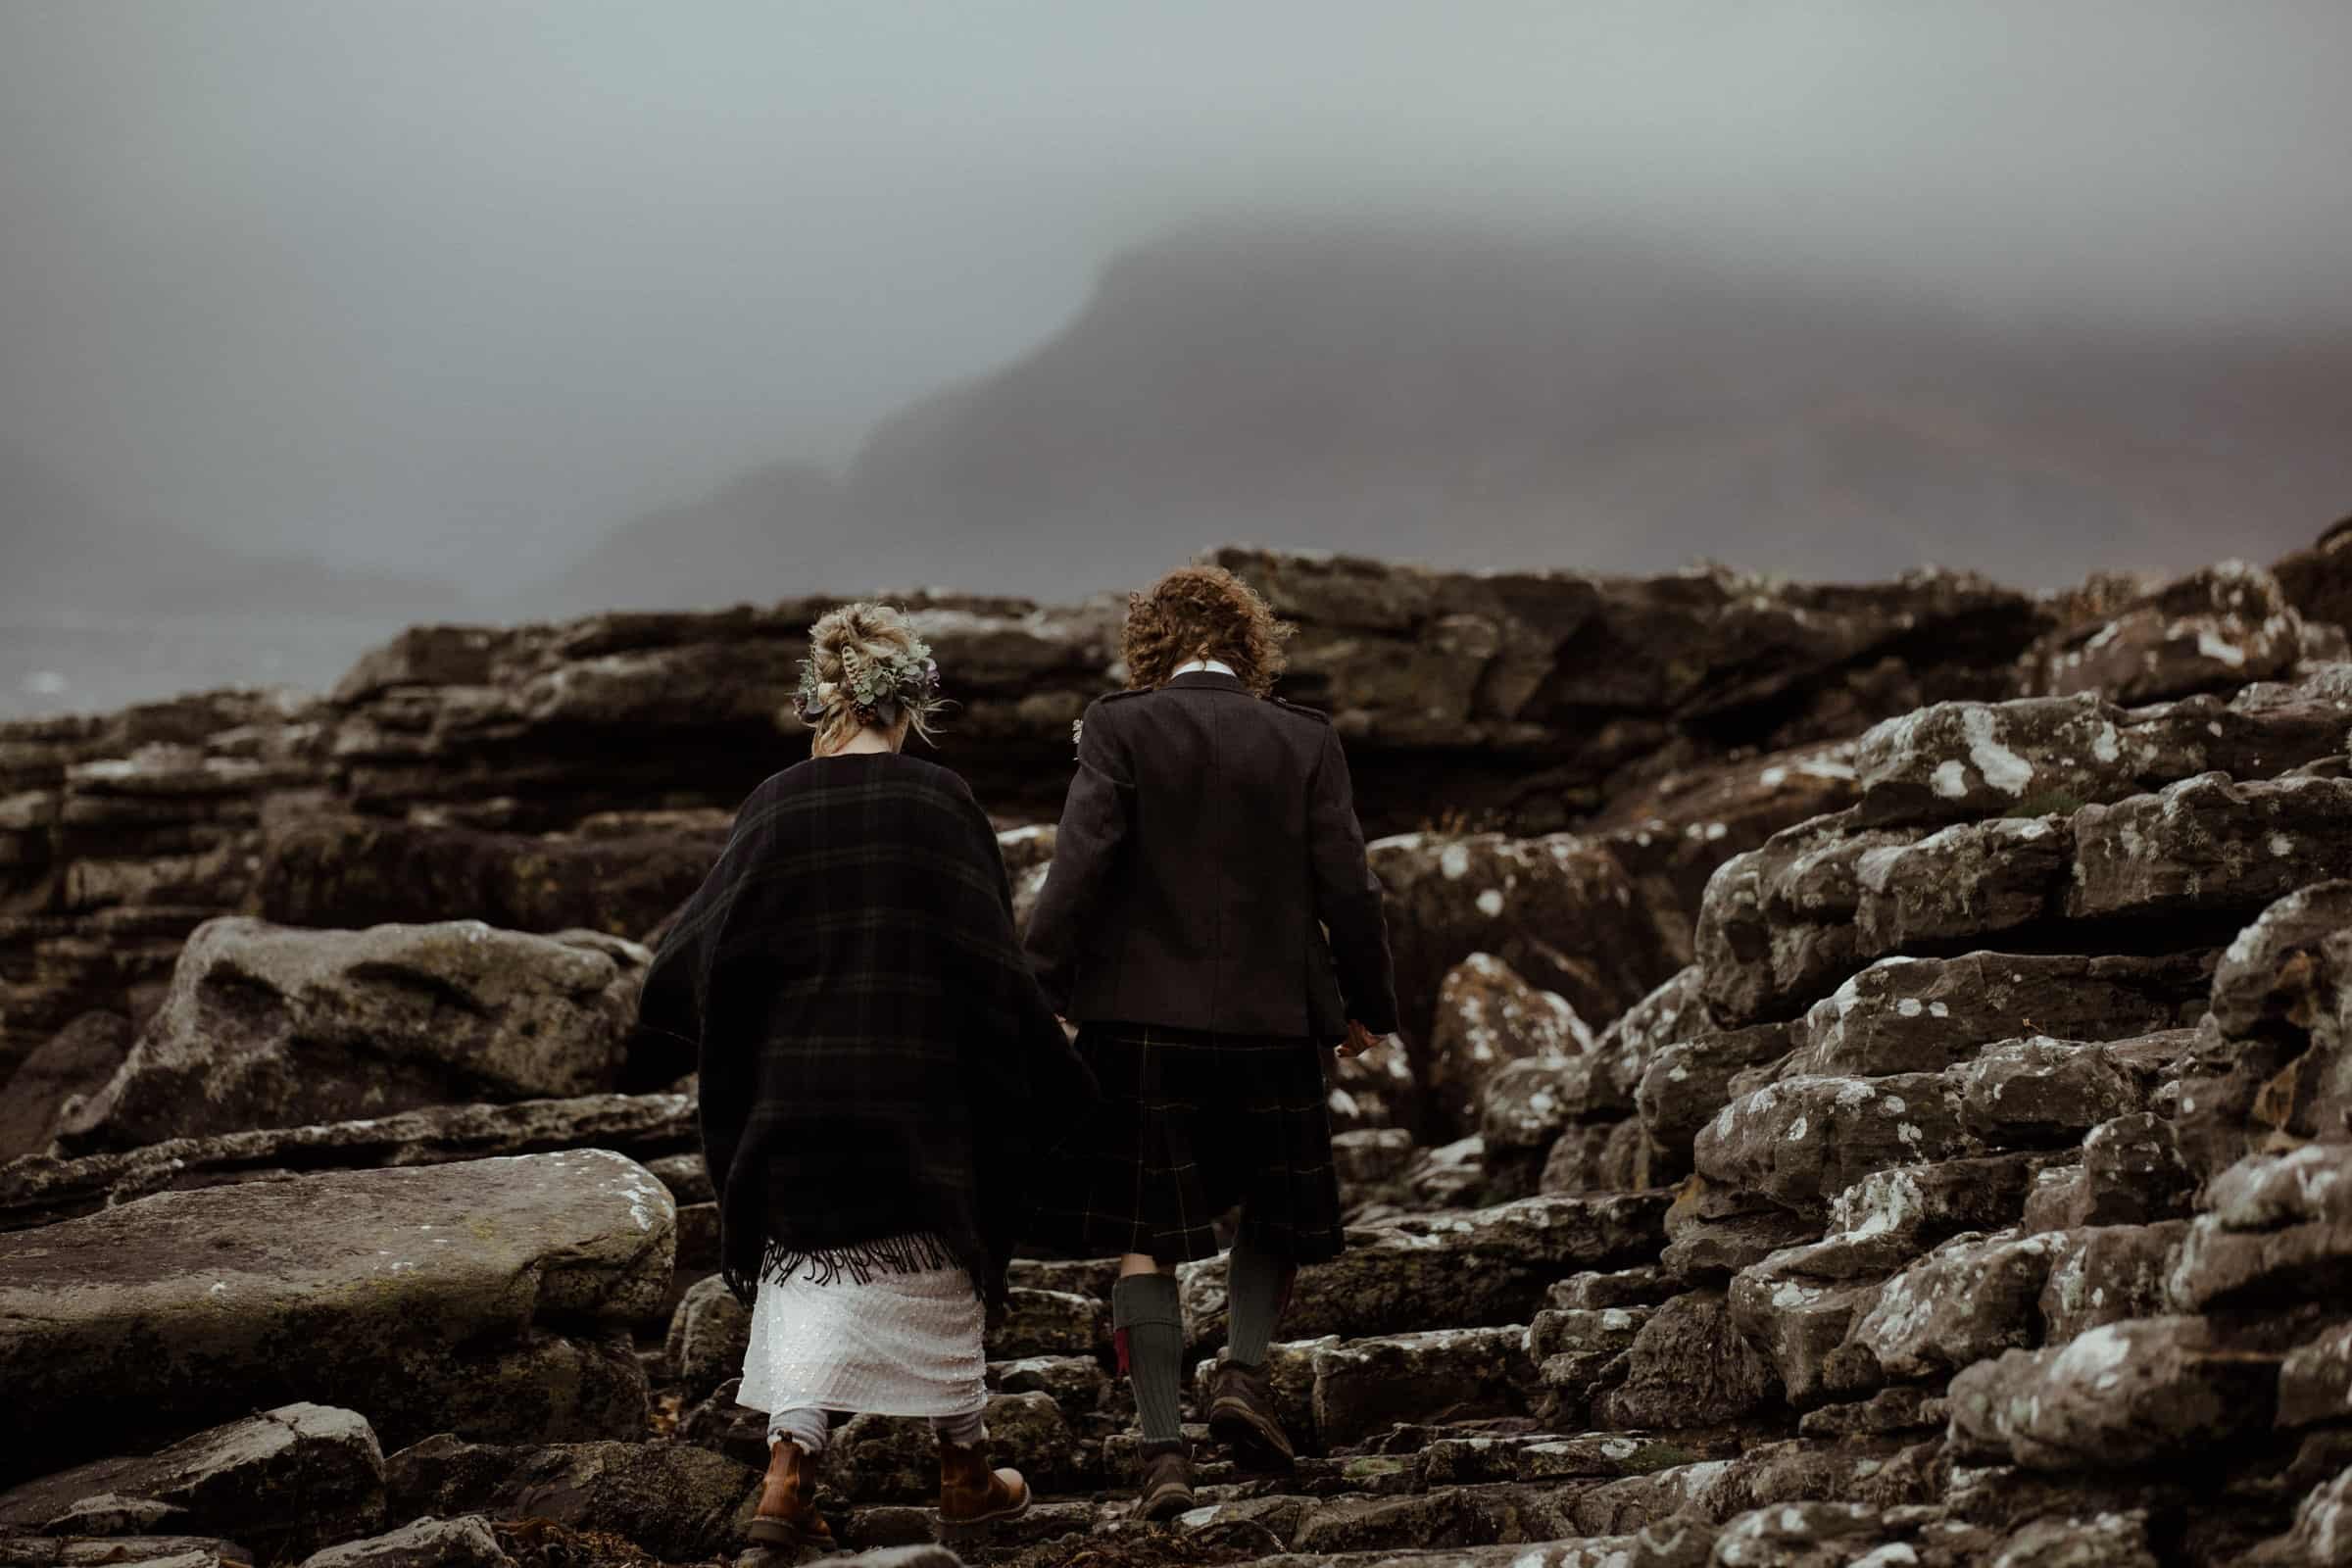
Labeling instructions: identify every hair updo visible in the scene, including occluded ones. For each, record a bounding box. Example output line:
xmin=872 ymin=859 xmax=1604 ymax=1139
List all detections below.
xmin=788 ymin=601 xmax=946 ymax=757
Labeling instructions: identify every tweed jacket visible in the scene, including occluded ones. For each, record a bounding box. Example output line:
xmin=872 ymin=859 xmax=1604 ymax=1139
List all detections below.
xmin=1024 ymin=670 xmax=1399 ymax=1040
xmin=629 ymin=752 xmax=1095 ymax=1307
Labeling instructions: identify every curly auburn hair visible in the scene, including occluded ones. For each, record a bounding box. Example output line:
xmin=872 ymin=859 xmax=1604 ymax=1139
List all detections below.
xmin=1121 ymin=564 xmax=1294 ymax=697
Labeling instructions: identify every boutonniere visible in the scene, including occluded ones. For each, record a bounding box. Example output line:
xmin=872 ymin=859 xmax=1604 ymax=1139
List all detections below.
xmin=1070 ymin=718 xmax=1084 ymax=758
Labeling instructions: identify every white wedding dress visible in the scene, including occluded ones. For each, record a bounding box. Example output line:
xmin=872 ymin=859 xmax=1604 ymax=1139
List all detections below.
xmin=734 ymin=1240 xmax=988 ymax=1418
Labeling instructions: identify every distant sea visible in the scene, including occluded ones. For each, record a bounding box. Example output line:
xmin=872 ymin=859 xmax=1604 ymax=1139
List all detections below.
xmin=0 ymin=610 xmax=417 ymax=724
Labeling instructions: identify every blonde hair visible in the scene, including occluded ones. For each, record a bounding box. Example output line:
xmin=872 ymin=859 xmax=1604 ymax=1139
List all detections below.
xmin=790 ymin=601 xmax=947 ymax=757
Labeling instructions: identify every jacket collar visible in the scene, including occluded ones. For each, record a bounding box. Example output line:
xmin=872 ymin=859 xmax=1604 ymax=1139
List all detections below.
xmin=1164 ymin=669 xmax=1248 ymax=693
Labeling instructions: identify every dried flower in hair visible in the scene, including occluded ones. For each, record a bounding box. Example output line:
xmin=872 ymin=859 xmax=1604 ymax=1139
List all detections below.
xmin=785 ymin=606 xmax=941 ymax=752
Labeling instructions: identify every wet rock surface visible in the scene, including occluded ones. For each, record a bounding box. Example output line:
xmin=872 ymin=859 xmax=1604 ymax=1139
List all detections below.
xmin=1368 ymin=830 xmax=1685 ymax=1093
xmin=295 ymin=1514 xmax=518 ymax=1568
xmin=0 ymin=1403 xmax=384 ymax=1560
xmin=0 ymin=1091 xmax=698 ymax=1232
xmin=383 ymin=1434 xmax=758 ymax=1564
xmin=60 ymin=917 xmax=649 ymax=1151
xmin=1946 ymin=1316 xmax=2280 ymax=1471
xmin=253 ymin=810 xmax=731 ymax=942
xmin=0 ymin=1150 xmax=674 ymax=1478
xmin=1425 ymin=954 xmax=1591 ymax=1139
xmin=8 ymin=540 xmax=2352 ymax=1566
xmin=0 ymin=1008 xmax=131 ymax=1162
xmin=2023 ymin=561 xmax=2308 ymax=706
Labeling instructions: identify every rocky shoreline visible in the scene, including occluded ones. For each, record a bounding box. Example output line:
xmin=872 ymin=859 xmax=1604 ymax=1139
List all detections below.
xmin=6 ymin=531 xmax=2352 ymax=1566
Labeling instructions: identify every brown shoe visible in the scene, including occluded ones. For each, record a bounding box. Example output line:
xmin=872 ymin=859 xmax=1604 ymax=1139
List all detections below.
xmin=1134 ymin=1442 xmax=1196 ymax=1523
xmin=1206 ymin=1359 xmax=1296 ymax=1471
xmin=938 ymin=1437 xmax=1030 ymax=1544
xmin=747 ymin=1439 xmax=835 ymax=1551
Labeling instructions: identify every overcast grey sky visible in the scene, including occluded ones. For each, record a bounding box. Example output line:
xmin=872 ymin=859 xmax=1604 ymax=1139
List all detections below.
xmin=3 ymin=1 xmax=2348 ymax=585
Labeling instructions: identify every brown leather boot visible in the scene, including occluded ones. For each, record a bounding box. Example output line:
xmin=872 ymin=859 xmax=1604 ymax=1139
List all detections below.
xmin=938 ymin=1437 xmax=1030 ymax=1543
xmin=1206 ymin=1358 xmax=1296 ymax=1471
xmin=747 ymin=1439 xmax=835 ymax=1551
xmin=1134 ymin=1442 xmax=1196 ymax=1523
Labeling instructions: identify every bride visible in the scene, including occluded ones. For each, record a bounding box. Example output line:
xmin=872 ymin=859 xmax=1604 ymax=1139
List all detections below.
xmin=632 ymin=601 xmax=1095 ymax=1549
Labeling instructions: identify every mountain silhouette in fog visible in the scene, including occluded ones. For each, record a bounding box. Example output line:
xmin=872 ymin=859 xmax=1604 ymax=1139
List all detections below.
xmin=3 ymin=438 xmax=453 ymax=619
xmin=552 ymin=222 xmax=2352 ymax=609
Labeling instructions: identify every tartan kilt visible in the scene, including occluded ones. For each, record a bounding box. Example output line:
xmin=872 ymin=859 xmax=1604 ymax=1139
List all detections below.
xmin=1028 ymin=1022 xmax=1348 ymax=1265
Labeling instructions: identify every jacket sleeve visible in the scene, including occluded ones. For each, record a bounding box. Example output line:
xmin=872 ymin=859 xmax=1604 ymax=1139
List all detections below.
xmin=1306 ymin=722 xmax=1400 ymax=1035
xmin=1022 ymin=698 xmax=1135 ymax=1015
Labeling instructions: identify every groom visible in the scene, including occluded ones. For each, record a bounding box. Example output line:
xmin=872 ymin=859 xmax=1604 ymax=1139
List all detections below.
xmin=1024 ymin=564 xmax=1398 ymax=1520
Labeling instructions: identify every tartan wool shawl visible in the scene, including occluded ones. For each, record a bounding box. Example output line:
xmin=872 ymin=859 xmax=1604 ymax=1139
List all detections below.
xmin=631 ymin=752 xmax=1095 ymax=1309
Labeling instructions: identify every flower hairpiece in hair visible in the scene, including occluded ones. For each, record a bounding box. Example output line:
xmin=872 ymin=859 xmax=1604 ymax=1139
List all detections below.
xmin=792 ymin=638 xmax=942 ymax=728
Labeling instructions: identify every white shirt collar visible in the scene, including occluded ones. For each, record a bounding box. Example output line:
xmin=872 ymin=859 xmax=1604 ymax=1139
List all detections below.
xmin=1171 ymin=658 xmax=1237 ymax=677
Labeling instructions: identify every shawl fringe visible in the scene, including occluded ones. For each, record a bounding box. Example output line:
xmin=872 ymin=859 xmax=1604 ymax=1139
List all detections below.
xmin=732 ymin=1231 xmax=961 ymax=1300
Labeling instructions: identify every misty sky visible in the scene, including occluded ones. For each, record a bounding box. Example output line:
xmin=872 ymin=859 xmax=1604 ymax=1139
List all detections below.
xmin=4 ymin=1 xmax=2349 ymax=591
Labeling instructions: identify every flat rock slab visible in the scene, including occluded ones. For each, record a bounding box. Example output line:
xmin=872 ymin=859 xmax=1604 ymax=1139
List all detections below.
xmin=0 ymin=1540 xmax=260 ymax=1568
xmin=0 ymin=1403 xmax=382 ymax=1562
xmin=2167 ymin=1144 xmax=2352 ymax=1313
xmin=1311 ymin=1326 xmax=1535 ymax=1447
xmin=2068 ymin=773 xmax=2352 ymax=924
xmin=1851 ymin=814 xmax=2072 ymax=956
xmin=1786 ymin=951 xmax=2210 ymax=1079
xmin=1281 ymin=1485 xmax=1566 ymax=1558
xmin=0 ymin=1151 xmax=673 ymax=1474
xmin=2027 ymin=562 xmax=2305 ymax=706
xmin=1842 ymin=1229 xmax=2059 ymax=1383
xmin=251 ymin=809 xmax=729 ymax=948
xmin=1180 ymin=1193 xmax=1669 ymax=1346
xmin=0 ymin=1093 xmax=697 ymax=1234
xmin=1419 ymin=1431 xmax=1676 ymax=1488
xmin=1852 ymin=695 xmax=2159 ymax=828
xmin=818 ymin=1550 xmax=963 ymax=1568
xmin=1851 ymin=671 xmax=2352 ymax=831
xmin=1252 ymin=1542 xmax=1643 ymax=1568
xmin=1946 ymin=1315 xmax=2278 ymax=1471
xmin=295 ymin=1515 xmax=515 ymax=1568
xmin=1695 ymin=1072 xmax=1975 ymax=1213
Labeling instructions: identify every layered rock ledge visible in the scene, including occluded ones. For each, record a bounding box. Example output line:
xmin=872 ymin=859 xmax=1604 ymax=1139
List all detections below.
xmin=4 ymin=536 xmax=2351 ymax=1567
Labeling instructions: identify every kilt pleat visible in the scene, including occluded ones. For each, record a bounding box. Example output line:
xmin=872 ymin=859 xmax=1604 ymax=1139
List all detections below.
xmin=1029 ymin=1022 xmax=1347 ymax=1264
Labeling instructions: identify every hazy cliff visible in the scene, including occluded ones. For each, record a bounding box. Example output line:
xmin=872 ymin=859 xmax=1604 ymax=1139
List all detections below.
xmin=550 ymin=223 xmax=2352 ymax=611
